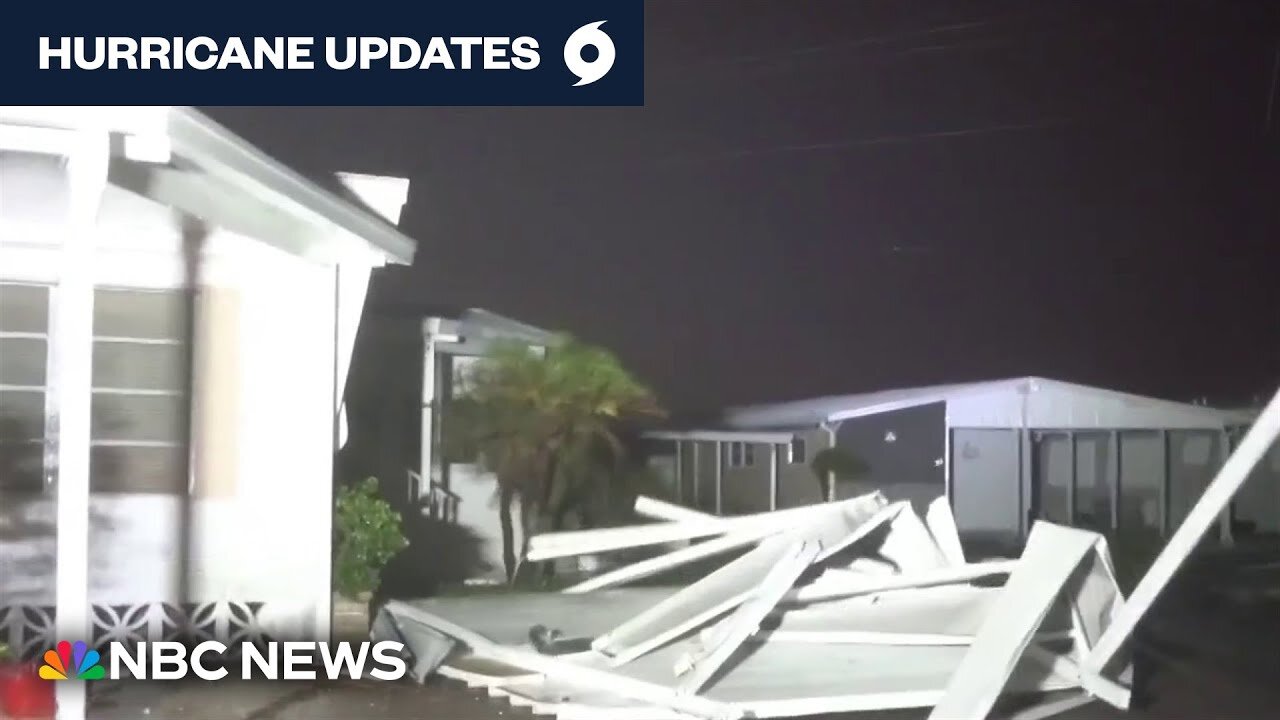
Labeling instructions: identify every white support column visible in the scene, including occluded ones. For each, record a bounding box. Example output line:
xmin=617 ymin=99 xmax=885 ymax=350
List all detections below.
xmin=1067 ymin=431 xmax=1077 ymax=525
xmin=714 ymin=441 xmax=723 ymax=515
xmin=419 ymin=317 xmax=460 ymax=498
xmin=1159 ymin=430 xmax=1170 ymax=537
xmin=1218 ymin=429 xmax=1233 ymax=546
xmin=332 ymin=259 xmax=375 ymax=450
xmin=691 ymin=441 xmax=701 ymax=508
xmin=823 ymin=423 xmax=838 ymax=502
xmin=316 ymin=258 xmax=374 ymax=643
xmin=1017 ymin=429 xmax=1032 ymax=539
xmin=769 ymin=444 xmax=780 ymax=511
xmin=420 ymin=319 xmax=439 ymax=493
xmin=54 ymin=128 xmax=109 ymax=720
xmin=1109 ymin=430 xmax=1121 ymax=533
xmin=674 ymin=441 xmax=684 ymax=505
xmin=942 ymin=422 xmax=952 ymax=506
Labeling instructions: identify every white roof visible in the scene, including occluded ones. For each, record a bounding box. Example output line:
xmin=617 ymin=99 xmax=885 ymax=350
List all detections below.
xmin=724 ymin=376 xmax=1249 ymax=431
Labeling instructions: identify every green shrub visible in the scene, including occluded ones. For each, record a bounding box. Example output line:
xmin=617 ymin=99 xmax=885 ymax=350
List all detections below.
xmin=0 ymin=641 xmax=11 ymax=661
xmin=334 ymin=477 xmax=407 ymax=599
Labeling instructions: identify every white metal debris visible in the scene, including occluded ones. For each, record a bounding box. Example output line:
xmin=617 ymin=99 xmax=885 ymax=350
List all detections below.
xmin=371 ymin=387 xmax=1280 ymax=720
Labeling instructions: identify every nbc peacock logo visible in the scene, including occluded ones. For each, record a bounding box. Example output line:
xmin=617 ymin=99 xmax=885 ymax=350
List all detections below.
xmin=39 ymin=641 xmax=105 ymax=681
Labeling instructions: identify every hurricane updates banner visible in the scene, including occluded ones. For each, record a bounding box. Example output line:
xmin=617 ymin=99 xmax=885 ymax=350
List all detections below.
xmin=0 ymin=1 xmax=644 ymax=105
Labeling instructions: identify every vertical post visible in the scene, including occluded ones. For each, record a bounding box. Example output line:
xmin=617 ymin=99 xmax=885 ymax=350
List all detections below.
xmin=54 ymin=128 xmax=108 ymax=720
xmin=1110 ymin=430 xmax=1121 ymax=533
xmin=418 ymin=319 xmax=457 ymax=500
xmin=331 ymin=261 xmax=374 ymax=453
xmin=943 ymin=422 xmax=952 ymax=506
xmin=769 ymin=443 xmax=779 ymax=511
xmin=1067 ymin=431 xmax=1077 ymax=525
xmin=438 ymin=353 xmax=455 ymax=494
xmin=1219 ymin=429 xmax=1233 ymax=546
xmin=674 ymin=440 xmax=684 ymax=506
xmin=823 ymin=424 xmax=838 ymax=502
xmin=176 ymin=218 xmax=206 ymax=635
xmin=420 ymin=317 xmax=439 ymax=497
xmin=1159 ymin=429 xmax=1171 ymax=537
xmin=691 ymin=441 xmax=700 ymax=509
xmin=714 ymin=441 xmax=723 ymax=515
xmin=1017 ymin=428 xmax=1031 ymax=540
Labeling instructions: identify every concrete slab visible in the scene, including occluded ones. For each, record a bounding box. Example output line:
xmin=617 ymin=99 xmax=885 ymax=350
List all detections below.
xmin=87 ymin=679 xmax=308 ymax=720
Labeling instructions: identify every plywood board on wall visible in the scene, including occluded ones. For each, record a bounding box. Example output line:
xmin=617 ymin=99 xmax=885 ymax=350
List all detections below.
xmin=192 ymin=285 xmax=241 ymax=499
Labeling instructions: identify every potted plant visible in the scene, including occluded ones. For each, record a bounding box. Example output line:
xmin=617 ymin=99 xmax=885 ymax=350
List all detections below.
xmin=0 ymin=642 xmax=55 ymax=719
xmin=333 ymin=477 xmax=407 ymax=636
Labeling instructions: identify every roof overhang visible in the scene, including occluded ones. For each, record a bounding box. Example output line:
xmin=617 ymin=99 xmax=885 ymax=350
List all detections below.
xmin=429 ymin=309 xmax=558 ymax=357
xmin=0 ymin=106 xmax=417 ymax=265
xmin=643 ymin=429 xmax=796 ymax=444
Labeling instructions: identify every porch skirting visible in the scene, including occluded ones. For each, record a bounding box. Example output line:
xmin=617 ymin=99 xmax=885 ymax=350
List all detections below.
xmin=0 ymin=600 xmax=314 ymax=661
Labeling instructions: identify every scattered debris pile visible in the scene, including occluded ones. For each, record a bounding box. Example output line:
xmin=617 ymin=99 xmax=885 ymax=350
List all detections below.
xmin=373 ymin=492 xmax=1138 ymax=719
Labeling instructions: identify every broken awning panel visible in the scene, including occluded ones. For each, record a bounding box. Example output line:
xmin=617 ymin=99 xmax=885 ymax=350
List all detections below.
xmin=372 ymin=490 xmax=1135 ymax=720
xmin=371 ymin=389 xmax=1280 ymax=719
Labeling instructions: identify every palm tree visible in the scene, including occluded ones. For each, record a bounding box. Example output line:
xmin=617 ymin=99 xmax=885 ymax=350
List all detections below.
xmin=444 ymin=336 xmax=664 ymax=581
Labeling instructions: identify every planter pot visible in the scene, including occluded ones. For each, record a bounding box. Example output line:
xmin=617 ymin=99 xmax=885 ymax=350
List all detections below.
xmin=0 ymin=661 xmax=55 ymax=719
xmin=332 ymin=592 xmax=373 ymax=640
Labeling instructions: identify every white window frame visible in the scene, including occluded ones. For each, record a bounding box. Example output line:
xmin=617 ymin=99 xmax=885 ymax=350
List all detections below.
xmin=788 ymin=437 xmax=807 ymax=465
xmin=88 ymin=285 xmax=193 ymax=495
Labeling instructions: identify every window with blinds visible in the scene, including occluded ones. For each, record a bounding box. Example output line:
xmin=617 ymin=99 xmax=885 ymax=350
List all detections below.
xmin=90 ymin=288 xmax=192 ymax=494
xmin=0 ymin=283 xmax=51 ymax=493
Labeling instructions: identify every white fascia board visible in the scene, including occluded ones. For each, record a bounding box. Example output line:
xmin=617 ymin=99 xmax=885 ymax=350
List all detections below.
xmin=166 ymin=107 xmax=416 ymax=264
xmin=1 ymin=106 xmax=415 ymax=264
xmin=0 ymin=106 xmax=171 ymax=136
xmin=0 ymin=123 xmax=82 ymax=154
xmin=827 ymin=395 xmax=950 ymax=424
xmin=642 ymin=429 xmax=796 ymax=444
xmin=108 ymin=163 xmax=316 ymax=256
xmin=0 ymin=107 xmax=172 ymax=164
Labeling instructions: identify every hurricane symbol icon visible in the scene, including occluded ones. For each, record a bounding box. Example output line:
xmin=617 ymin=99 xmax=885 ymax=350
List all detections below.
xmin=564 ymin=21 xmax=616 ymax=86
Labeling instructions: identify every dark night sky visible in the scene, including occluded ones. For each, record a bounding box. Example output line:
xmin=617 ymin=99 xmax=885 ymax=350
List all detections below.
xmin=207 ymin=0 xmax=1280 ymax=414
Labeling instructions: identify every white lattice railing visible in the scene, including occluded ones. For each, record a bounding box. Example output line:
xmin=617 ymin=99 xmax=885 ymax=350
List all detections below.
xmin=0 ymin=601 xmax=279 ymax=661
xmin=408 ymin=469 xmax=459 ymax=524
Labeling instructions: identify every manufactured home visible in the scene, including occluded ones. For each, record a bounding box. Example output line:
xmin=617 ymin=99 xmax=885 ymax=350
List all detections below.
xmin=646 ymin=377 xmax=1275 ymax=550
xmin=0 ymin=106 xmax=416 ymax=718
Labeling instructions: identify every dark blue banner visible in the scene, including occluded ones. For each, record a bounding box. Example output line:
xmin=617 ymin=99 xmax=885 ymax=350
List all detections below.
xmin=0 ymin=2 xmax=644 ymax=106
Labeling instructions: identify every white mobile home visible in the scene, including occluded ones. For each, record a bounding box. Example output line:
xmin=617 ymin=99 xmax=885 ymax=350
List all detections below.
xmin=0 ymin=106 xmax=416 ymax=716
xmin=647 ymin=377 xmax=1275 ymax=550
